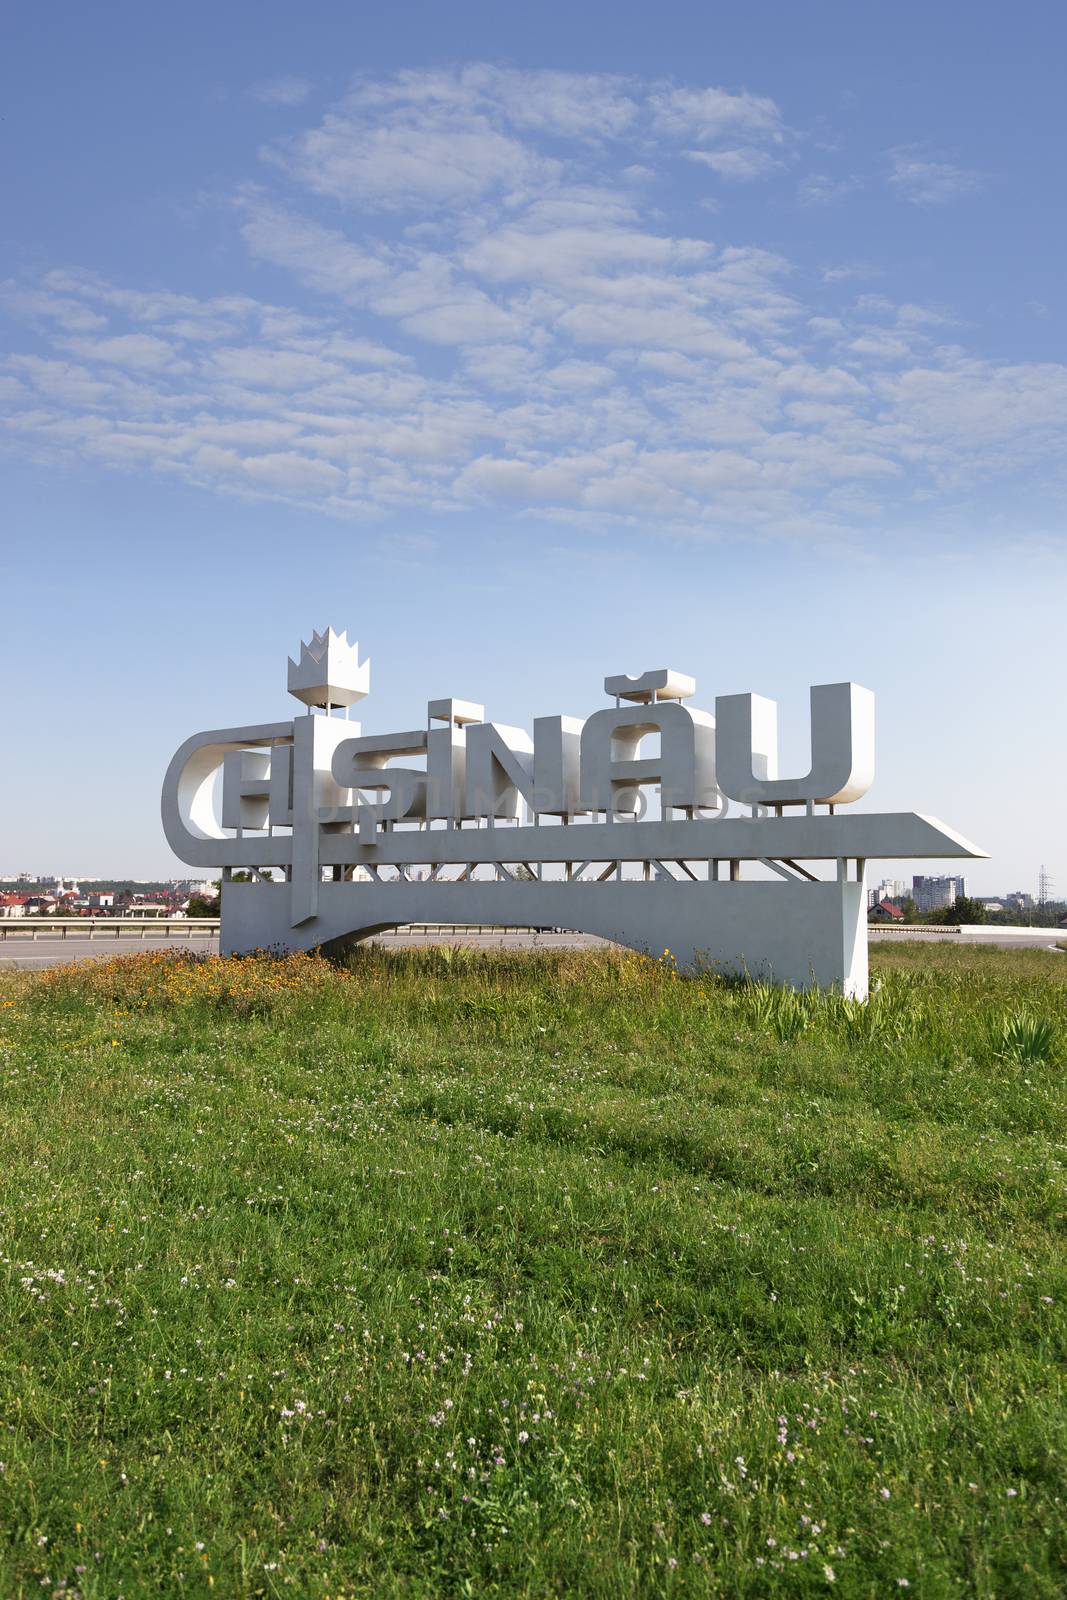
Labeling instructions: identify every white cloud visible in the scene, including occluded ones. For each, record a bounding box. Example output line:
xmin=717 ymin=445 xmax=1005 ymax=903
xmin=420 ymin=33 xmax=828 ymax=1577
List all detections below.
xmin=685 ymin=147 xmax=784 ymax=182
xmin=0 ymin=284 xmax=107 ymax=332
xmin=10 ymin=355 xmax=121 ymax=407
xmin=267 ymin=107 xmax=555 ymax=209
xmin=238 ymin=199 xmax=389 ymax=299
xmin=848 ymin=330 xmax=918 ymax=362
xmin=776 ymin=364 xmax=867 ymax=399
xmin=346 ymin=63 xmax=638 ymax=140
xmin=820 ymin=263 xmax=881 ymax=284
xmin=239 ymin=450 xmax=344 ymax=491
xmin=649 ymin=84 xmax=783 ymax=142
xmin=877 ymin=358 xmax=1067 ymax=457
xmin=798 ymin=172 xmax=862 ymax=205
xmin=209 ymin=346 xmax=343 ymax=389
xmin=895 ymin=302 xmax=956 ymax=329
xmin=465 ymin=220 xmax=710 ymax=287
xmin=458 ymin=455 xmax=588 ymax=503
xmin=465 ymin=66 xmax=638 ymax=138
xmin=0 ymin=65 xmax=1062 ymax=538
xmin=398 ymin=297 xmax=519 ymax=347
xmin=460 ymin=344 xmax=542 ymax=391
xmin=263 ymin=66 xmax=793 ymax=214
xmin=887 ymin=145 xmax=985 ymax=205
xmin=634 ymin=350 xmax=706 ymax=380
xmin=249 ymin=76 xmax=313 ymax=108
xmin=63 ymin=333 xmax=182 ymax=370
xmin=552 ymin=299 xmax=751 ymax=359
xmin=543 ymin=360 xmax=615 ymax=391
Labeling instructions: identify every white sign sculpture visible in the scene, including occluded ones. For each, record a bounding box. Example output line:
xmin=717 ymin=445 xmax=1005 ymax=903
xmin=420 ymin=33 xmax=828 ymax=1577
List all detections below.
xmin=162 ymin=629 xmax=986 ymax=997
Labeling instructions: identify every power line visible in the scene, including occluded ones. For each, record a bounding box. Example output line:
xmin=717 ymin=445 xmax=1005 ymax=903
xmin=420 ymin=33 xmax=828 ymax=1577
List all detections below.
xmin=1038 ymin=864 xmax=1054 ymax=905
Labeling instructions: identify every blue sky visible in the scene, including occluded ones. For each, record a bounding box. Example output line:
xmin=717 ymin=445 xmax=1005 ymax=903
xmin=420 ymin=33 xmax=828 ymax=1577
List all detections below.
xmin=1 ymin=0 xmax=1064 ymax=891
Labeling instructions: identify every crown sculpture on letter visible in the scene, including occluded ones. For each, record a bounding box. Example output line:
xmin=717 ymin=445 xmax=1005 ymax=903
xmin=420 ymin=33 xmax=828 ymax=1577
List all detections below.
xmin=287 ymin=628 xmax=370 ymax=709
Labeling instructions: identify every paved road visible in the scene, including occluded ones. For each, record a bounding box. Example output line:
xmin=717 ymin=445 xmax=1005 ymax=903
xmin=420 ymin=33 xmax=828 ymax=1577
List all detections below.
xmin=2 ymin=924 xmax=1062 ymax=971
xmin=0 ymin=934 xmax=220 ymax=969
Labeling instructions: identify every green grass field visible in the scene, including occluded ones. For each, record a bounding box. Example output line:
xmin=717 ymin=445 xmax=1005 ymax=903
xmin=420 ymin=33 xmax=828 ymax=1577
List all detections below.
xmin=0 ymin=944 xmax=1063 ymax=1598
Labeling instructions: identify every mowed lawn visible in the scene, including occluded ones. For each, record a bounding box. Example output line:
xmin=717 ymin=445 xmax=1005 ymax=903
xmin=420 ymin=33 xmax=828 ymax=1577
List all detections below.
xmin=0 ymin=945 xmax=1063 ymax=1599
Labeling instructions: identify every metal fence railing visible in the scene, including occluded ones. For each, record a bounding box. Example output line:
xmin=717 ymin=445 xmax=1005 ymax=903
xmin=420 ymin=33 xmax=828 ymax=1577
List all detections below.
xmin=0 ymin=919 xmax=221 ymax=941
xmin=5 ymin=918 xmax=1000 ymax=947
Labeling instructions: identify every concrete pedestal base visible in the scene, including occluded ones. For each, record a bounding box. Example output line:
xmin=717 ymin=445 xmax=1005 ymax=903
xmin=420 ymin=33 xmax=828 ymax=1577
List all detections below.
xmin=221 ymin=877 xmax=869 ymax=997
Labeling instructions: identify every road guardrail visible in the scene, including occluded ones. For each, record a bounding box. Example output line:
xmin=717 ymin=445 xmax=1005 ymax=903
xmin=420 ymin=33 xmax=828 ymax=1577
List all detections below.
xmin=0 ymin=918 xmax=221 ymax=941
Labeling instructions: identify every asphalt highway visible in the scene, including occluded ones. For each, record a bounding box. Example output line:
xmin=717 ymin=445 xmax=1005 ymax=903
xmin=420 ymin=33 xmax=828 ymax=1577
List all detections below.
xmin=0 ymin=933 xmax=221 ymax=969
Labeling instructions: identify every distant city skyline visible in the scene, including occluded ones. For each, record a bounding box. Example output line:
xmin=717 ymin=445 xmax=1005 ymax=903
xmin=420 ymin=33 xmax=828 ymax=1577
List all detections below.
xmin=2 ymin=2 xmax=1064 ymax=890
xmin=1 ymin=865 xmax=1060 ymax=907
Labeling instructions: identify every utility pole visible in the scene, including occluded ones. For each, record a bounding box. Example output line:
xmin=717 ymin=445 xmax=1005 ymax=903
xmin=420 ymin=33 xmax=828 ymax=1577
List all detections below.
xmin=1038 ymin=864 xmax=1054 ymax=907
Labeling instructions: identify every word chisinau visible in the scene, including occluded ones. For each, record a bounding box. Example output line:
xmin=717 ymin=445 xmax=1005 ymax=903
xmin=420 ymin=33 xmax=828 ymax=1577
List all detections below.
xmin=162 ymin=629 xmax=986 ymax=997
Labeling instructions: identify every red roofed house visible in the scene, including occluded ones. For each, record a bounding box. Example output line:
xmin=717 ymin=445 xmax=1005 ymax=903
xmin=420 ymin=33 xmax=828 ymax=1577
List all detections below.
xmin=0 ymin=893 xmax=28 ymax=919
xmin=24 ymin=895 xmax=57 ymax=915
xmin=869 ymin=899 xmax=905 ymax=921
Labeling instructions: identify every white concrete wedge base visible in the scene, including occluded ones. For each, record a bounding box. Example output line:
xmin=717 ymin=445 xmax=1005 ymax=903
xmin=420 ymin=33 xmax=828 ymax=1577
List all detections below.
xmin=160 ymin=634 xmax=988 ymax=999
